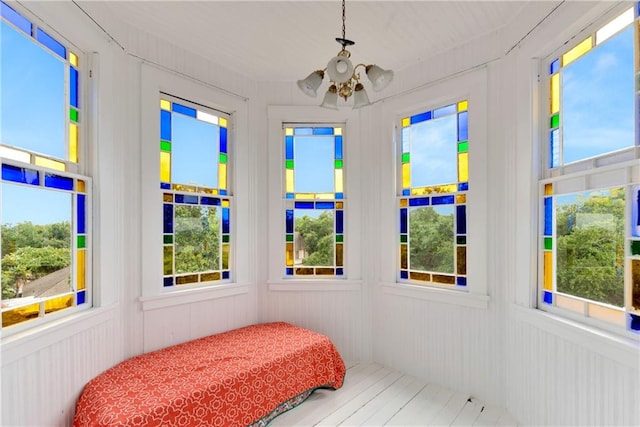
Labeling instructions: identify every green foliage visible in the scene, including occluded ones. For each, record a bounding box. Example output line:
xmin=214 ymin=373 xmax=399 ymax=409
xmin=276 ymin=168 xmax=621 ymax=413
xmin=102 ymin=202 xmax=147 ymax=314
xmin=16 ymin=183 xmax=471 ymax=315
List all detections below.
xmin=556 ymin=189 xmax=625 ymax=307
xmin=295 ymin=212 xmax=334 ymax=266
xmin=174 ymin=205 xmax=220 ymax=274
xmin=409 ymin=207 xmax=454 ymax=274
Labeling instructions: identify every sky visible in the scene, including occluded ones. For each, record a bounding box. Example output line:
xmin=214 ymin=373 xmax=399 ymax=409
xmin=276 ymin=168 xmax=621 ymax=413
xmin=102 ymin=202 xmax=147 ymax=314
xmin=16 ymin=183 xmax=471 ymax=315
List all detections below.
xmin=409 ymin=115 xmax=458 ymax=187
xmin=171 ymin=113 xmax=219 ymax=189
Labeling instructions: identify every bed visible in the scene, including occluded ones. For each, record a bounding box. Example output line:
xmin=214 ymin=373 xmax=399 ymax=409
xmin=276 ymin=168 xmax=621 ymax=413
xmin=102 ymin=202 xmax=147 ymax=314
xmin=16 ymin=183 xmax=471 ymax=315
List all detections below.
xmin=73 ymin=322 xmax=346 ymax=426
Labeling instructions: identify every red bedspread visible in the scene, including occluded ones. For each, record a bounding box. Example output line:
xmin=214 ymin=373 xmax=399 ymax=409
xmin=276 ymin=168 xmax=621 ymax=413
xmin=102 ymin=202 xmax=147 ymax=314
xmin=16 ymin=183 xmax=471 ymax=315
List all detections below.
xmin=73 ymin=322 xmax=345 ymax=426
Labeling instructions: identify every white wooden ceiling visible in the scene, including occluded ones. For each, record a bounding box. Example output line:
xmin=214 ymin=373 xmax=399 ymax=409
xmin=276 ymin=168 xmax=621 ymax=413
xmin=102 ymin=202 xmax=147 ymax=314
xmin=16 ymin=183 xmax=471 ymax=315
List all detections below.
xmin=76 ymin=1 xmax=556 ymax=82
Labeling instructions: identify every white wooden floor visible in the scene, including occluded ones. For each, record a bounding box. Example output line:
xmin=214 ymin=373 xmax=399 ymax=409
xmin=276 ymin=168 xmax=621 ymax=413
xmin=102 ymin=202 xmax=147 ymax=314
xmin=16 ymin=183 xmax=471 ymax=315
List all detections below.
xmin=269 ymin=362 xmax=519 ymax=427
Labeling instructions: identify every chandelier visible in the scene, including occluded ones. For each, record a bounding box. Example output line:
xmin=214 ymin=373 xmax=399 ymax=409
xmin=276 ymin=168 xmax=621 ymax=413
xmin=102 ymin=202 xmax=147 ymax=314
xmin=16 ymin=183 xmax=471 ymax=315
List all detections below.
xmin=297 ymin=0 xmax=394 ymax=109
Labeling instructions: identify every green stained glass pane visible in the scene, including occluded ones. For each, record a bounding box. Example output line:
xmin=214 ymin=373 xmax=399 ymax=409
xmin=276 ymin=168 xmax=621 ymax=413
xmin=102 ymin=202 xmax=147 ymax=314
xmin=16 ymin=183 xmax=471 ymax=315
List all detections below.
xmin=77 ymin=235 xmax=85 ymax=248
xmin=160 ymin=140 xmax=171 ymax=152
xmin=219 ymin=153 xmax=228 ymax=164
xmin=286 ymin=160 xmax=294 ymax=169
xmin=335 ymin=160 xmax=343 ymax=169
xmin=545 ymin=237 xmax=553 ymax=250
xmin=457 ymin=141 xmax=468 ymax=152
xmin=400 ymin=234 xmax=407 ymax=243
xmin=336 ymin=234 xmax=343 ymax=243
xmin=456 ymin=236 xmax=466 ymax=245
xmin=69 ymin=108 xmax=78 ymax=122
xmin=164 ymin=234 xmax=173 ymax=244
xmin=550 ymin=114 xmax=559 ymax=129
xmin=286 ymin=234 xmax=294 ymax=242
xmin=402 ymin=153 xmax=410 ymax=163
xmin=631 ymin=240 xmax=640 ymax=256
xmin=222 ymin=234 xmax=230 ymax=243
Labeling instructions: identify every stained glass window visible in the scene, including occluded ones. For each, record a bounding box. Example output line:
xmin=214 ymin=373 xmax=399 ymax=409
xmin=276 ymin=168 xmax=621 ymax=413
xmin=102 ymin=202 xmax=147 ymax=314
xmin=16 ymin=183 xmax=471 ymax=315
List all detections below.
xmin=283 ymin=126 xmax=344 ymax=277
xmin=541 ymin=5 xmax=640 ymax=334
xmin=398 ymin=101 xmax=469 ymax=288
xmin=1 ymin=1 xmax=89 ymax=329
xmin=160 ymin=96 xmax=231 ymax=288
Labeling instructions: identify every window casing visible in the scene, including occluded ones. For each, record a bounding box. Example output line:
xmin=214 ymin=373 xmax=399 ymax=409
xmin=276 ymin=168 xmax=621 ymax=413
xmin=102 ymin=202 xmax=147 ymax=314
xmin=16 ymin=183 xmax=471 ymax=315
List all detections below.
xmin=539 ymin=4 xmax=640 ymax=335
xmin=1 ymin=1 xmax=90 ymax=332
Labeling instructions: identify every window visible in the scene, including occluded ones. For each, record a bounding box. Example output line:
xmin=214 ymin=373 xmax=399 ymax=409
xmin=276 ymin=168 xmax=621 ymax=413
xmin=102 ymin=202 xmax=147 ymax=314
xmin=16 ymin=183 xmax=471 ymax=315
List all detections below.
xmin=159 ymin=95 xmax=231 ymax=288
xmin=1 ymin=1 xmax=89 ymax=330
xmin=283 ymin=125 xmax=345 ymax=278
xmin=539 ymin=4 xmax=640 ymax=335
xmin=397 ymin=101 xmax=469 ymax=288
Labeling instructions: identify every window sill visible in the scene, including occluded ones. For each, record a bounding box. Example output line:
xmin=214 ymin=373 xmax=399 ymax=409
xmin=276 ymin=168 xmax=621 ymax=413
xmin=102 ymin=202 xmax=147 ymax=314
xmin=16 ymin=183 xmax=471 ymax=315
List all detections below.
xmin=1 ymin=304 xmax=117 ymax=365
xmin=267 ymin=280 xmax=362 ymax=292
xmin=139 ymin=283 xmax=250 ymax=311
xmin=380 ymin=281 xmax=489 ymax=309
xmin=511 ymin=304 xmax=640 ymax=369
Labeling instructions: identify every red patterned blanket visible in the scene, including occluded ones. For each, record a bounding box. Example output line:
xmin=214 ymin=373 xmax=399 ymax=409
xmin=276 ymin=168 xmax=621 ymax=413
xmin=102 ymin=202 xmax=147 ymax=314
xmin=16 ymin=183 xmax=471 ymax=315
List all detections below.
xmin=73 ymin=322 xmax=345 ymax=426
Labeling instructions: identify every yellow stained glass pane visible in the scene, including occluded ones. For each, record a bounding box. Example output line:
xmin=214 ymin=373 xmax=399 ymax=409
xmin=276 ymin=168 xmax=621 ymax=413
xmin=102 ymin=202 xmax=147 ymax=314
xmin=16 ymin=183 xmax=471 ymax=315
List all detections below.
xmin=201 ymin=272 xmax=221 ymax=282
xmin=457 ymin=100 xmax=468 ymax=112
xmin=218 ymin=117 xmax=228 ymax=128
xmin=316 ymin=268 xmax=334 ymax=275
xmin=550 ymin=73 xmax=559 ymax=114
xmin=160 ymin=99 xmax=171 ymax=110
xmin=176 ymin=274 xmax=198 ymax=285
xmin=295 ymin=193 xmax=315 ymax=200
xmin=336 ymin=201 xmax=343 ymax=209
xmin=222 ymin=244 xmax=229 ymax=269
xmin=285 ymin=128 xmax=294 ymax=136
xmin=402 ymin=163 xmax=410 ymax=189
xmin=69 ymin=123 xmax=78 ymax=163
xmin=77 ymin=180 xmax=85 ymax=193
xmin=201 ymin=187 xmax=218 ymax=195
xmin=219 ymin=163 xmax=227 ymax=190
xmin=556 ymin=294 xmax=584 ymax=313
xmin=335 ymin=169 xmax=343 ymax=193
xmin=285 ymin=170 xmax=294 ymax=193
xmin=172 ymin=184 xmax=197 ymax=193
xmin=35 ymin=156 xmax=65 ymax=171
xmin=286 ymin=242 xmax=294 ymax=266
xmin=76 ymin=249 xmax=85 ymax=290
xmin=402 ymin=117 xmax=410 ymax=127
xmin=315 ymin=193 xmax=334 ymax=200
xmin=69 ymin=52 xmax=78 ymax=67
xmin=163 ymin=246 xmax=173 ymax=275
xmin=456 ymin=194 xmax=466 ymax=203
xmin=562 ymin=37 xmax=592 ymax=67
xmin=588 ymin=303 xmax=625 ymax=326
xmin=400 ymin=244 xmax=408 ymax=269
xmin=44 ymin=294 xmax=73 ymax=314
xmin=295 ymin=267 xmax=314 ymax=275
xmin=222 ymin=199 xmax=230 ymax=207
xmin=409 ymin=271 xmax=430 ymax=282
xmin=543 ymin=251 xmax=553 ymax=290
xmin=400 ymin=199 xmax=408 ymax=207
xmin=163 ymin=193 xmax=173 ymax=202
xmin=458 ymin=153 xmax=469 ymax=182
xmin=544 ymin=183 xmax=553 ymax=195
xmin=456 ymin=246 xmax=466 ymax=275
xmin=160 ymin=152 xmax=171 ymax=182
xmin=334 ymin=127 xmax=342 ymax=136
xmin=2 ymin=303 xmax=40 ymax=327
xmin=632 ymin=259 xmax=640 ymax=310
xmin=411 ymin=184 xmax=458 ymax=196
xmin=433 ymin=274 xmax=456 ymax=285
xmin=336 ymin=243 xmax=343 ymax=266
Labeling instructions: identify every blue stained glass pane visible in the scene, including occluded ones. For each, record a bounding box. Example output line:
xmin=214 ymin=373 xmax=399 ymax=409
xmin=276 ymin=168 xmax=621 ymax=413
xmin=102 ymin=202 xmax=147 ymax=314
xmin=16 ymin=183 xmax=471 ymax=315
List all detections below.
xmin=456 ymin=205 xmax=467 ymax=234
xmin=433 ymin=104 xmax=456 ymax=118
xmin=336 ymin=210 xmax=344 ymax=234
xmin=294 ymin=127 xmax=313 ymax=135
xmin=222 ymin=271 xmax=230 ymax=279
xmin=410 ymin=111 xmax=432 ymax=124
xmin=316 ymin=202 xmax=335 ymax=209
xmin=402 ymin=189 xmax=410 ymax=196
xmin=36 ymin=28 xmax=66 ymax=59
xmin=458 ymin=112 xmax=468 ymax=142
xmin=629 ymin=313 xmax=640 ymax=332
xmin=163 ymin=203 xmax=173 ymax=233
xmin=458 ymin=182 xmax=469 ymax=191
xmin=219 ymin=189 xmax=227 ymax=196
xmin=635 ymin=189 xmax=640 ymax=237
xmin=335 ymin=136 xmax=343 ymax=160
xmin=285 ymin=268 xmax=294 ymax=276
xmin=44 ymin=173 xmax=73 ymax=190
xmin=77 ymin=194 xmax=86 ymax=234
xmin=172 ymin=103 xmax=196 ymax=117
xmin=409 ymin=197 xmax=430 ymax=206
xmin=161 ymin=182 xmax=171 ymax=189
xmin=1 ymin=164 xmax=38 ymax=185
xmin=163 ymin=277 xmax=174 ymax=287
xmin=336 ymin=268 xmax=344 ymax=275
xmin=286 ymin=210 xmax=294 ymax=233
xmin=1 ymin=2 xmax=31 ymax=35
xmin=314 ymin=127 xmax=334 ymax=135
xmin=201 ymin=197 xmax=221 ymax=206
xmin=457 ymin=277 xmax=467 ymax=287
xmin=400 ymin=208 xmax=407 ymax=233
xmin=70 ymin=67 xmax=78 ymax=108
xmin=400 ymin=270 xmax=408 ymax=279
xmin=222 ymin=207 xmax=230 ymax=233
xmin=77 ymin=290 xmax=86 ymax=304
xmin=220 ymin=127 xmax=228 ymax=154
xmin=285 ymin=193 xmax=294 ymax=199
xmin=335 ymin=193 xmax=344 ymax=199
xmin=160 ymin=110 xmax=172 ymax=141
xmin=544 ymin=197 xmax=553 ymax=236
xmin=543 ymin=291 xmax=553 ymax=304
xmin=285 ymin=136 xmax=294 ymax=159
xmin=432 ymin=195 xmax=455 ymax=205
xmin=175 ymin=194 xmax=198 ymax=204
xmin=550 ymin=59 xmax=560 ymax=75
xmin=294 ymin=202 xmax=314 ymax=209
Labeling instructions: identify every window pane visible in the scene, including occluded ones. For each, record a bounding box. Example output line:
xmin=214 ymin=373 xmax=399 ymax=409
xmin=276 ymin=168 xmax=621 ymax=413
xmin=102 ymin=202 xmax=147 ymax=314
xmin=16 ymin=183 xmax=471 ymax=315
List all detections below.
xmin=409 ymin=206 xmax=454 ymax=274
xmin=410 ymin=115 xmax=457 ymax=187
xmin=294 ymin=134 xmax=335 ymax=193
xmin=172 ymin=113 xmax=219 ymax=189
xmin=555 ymin=189 xmax=625 ymax=307
xmin=294 ymin=209 xmax=334 ymax=267
xmin=174 ymin=205 xmax=220 ymax=274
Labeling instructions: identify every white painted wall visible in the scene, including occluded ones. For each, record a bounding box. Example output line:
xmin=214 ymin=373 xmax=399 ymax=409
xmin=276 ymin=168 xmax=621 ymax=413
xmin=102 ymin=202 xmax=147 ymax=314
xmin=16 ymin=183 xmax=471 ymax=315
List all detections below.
xmin=2 ymin=1 xmax=639 ymax=426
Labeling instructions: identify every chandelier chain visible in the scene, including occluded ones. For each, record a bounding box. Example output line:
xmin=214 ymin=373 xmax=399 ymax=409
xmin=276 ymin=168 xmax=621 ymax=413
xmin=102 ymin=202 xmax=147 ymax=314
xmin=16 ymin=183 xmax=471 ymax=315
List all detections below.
xmin=341 ymin=0 xmax=346 ymax=41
